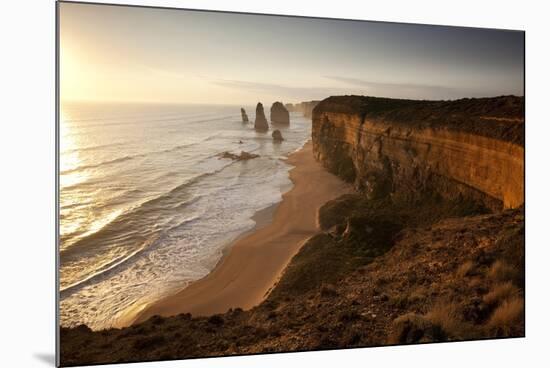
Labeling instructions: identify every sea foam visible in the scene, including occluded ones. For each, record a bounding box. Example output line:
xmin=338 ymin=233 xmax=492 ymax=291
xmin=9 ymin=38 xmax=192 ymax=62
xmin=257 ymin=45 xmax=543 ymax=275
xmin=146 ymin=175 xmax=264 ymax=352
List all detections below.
xmin=60 ymin=102 xmax=311 ymax=330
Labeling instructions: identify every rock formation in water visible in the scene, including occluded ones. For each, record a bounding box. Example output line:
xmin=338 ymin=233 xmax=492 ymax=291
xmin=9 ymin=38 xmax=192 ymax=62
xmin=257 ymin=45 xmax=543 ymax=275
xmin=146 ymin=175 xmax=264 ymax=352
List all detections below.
xmin=272 ymin=129 xmax=284 ymax=142
xmin=218 ymin=151 xmax=259 ymax=161
xmin=312 ymin=95 xmax=525 ymax=210
xmin=254 ymin=103 xmax=269 ymax=132
xmin=241 ymin=108 xmax=249 ymax=123
xmin=270 ymin=102 xmax=290 ymax=126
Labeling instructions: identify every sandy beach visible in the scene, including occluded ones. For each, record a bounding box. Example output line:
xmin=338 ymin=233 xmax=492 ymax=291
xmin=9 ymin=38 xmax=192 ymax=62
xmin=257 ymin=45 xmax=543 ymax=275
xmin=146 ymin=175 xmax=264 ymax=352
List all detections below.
xmin=129 ymin=141 xmax=352 ymax=325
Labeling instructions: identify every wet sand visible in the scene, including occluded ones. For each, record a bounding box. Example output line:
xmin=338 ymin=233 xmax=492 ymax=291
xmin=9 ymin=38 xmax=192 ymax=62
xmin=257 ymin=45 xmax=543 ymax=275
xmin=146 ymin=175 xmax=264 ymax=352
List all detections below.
xmin=130 ymin=141 xmax=352 ymax=324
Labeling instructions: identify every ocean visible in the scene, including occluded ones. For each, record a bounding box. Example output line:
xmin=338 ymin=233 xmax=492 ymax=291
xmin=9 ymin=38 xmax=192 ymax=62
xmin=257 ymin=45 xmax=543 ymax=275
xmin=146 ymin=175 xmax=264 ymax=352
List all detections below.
xmin=59 ymin=101 xmax=311 ymax=330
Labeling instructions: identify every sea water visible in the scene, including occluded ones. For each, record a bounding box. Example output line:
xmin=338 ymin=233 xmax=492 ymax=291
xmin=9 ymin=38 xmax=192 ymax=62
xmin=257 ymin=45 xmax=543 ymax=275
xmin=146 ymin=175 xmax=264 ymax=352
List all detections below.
xmin=59 ymin=101 xmax=311 ymax=330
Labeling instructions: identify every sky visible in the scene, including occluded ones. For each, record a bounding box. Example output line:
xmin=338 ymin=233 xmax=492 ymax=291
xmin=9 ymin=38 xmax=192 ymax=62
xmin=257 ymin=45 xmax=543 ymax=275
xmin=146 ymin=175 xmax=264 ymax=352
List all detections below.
xmin=59 ymin=2 xmax=524 ymax=105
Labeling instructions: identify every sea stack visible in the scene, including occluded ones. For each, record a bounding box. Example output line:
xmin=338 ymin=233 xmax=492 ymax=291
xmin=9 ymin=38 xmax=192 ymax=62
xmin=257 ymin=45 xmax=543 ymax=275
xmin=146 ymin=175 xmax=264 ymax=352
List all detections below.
xmin=272 ymin=129 xmax=284 ymax=142
xmin=241 ymin=108 xmax=249 ymax=123
xmin=270 ymin=102 xmax=290 ymax=126
xmin=254 ymin=103 xmax=269 ymax=132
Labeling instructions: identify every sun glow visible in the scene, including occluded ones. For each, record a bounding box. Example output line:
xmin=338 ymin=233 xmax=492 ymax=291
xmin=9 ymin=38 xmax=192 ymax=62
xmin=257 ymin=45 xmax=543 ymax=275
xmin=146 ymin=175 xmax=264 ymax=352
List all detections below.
xmin=59 ymin=107 xmax=95 ymax=246
xmin=59 ymin=108 xmax=88 ymax=188
xmin=60 ymin=42 xmax=93 ymax=103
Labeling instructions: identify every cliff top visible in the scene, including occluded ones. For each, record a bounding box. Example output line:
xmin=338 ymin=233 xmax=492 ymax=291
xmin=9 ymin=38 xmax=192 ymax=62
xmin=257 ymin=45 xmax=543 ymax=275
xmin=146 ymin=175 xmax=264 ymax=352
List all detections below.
xmin=314 ymin=95 xmax=525 ymax=145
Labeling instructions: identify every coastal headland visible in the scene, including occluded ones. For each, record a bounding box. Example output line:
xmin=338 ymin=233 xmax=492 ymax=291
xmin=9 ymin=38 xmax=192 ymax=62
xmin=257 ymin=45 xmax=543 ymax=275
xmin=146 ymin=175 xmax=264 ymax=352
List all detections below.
xmin=61 ymin=95 xmax=524 ymax=366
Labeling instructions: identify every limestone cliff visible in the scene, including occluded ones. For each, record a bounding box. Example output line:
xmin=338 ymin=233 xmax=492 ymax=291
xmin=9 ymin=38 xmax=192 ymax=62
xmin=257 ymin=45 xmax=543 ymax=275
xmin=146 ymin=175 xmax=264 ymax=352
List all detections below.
xmin=312 ymin=95 xmax=524 ymax=210
xmin=286 ymin=100 xmax=320 ymax=117
xmin=301 ymin=100 xmax=320 ymax=118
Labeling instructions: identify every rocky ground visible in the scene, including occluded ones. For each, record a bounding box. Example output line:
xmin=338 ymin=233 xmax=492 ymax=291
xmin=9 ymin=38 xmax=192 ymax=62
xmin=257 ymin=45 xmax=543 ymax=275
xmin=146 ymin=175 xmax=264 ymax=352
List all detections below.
xmin=60 ymin=193 xmax=524 ymax=366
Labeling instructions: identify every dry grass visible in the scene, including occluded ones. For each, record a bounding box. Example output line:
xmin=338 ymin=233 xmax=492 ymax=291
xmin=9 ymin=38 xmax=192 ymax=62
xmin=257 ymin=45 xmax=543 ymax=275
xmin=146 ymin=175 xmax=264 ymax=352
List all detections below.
xmin=456 ymin=260 xmax=475 ymax=278
xmin=467 ymin=276 xmax=483 ymax=289
xmin=488 ymin=260 xmax=518 ymax=283
xmin=483 ymin=282 xmax=519 ymax=307
xmin=487 ymin=296 xmax=524 ymax=336
xmin=388 ymin=313 xmax=444 ymax=344
xmin=389 ymin=302 xmax=476 ymax=344
xmin=407 ymin=287 xmax=427 ymax=304
xmin=425 ymin=302 xmax=475 ymax=340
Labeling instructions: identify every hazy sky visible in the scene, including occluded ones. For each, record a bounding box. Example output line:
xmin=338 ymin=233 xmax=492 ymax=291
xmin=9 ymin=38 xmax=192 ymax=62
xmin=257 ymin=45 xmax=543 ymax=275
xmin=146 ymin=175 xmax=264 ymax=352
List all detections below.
xmin=59 ymin=2 xmax=524 ymax=105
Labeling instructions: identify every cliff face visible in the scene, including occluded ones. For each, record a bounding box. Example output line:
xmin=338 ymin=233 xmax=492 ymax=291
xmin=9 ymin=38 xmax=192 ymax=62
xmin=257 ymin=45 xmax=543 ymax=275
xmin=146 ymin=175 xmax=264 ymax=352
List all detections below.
xmin=287 ymin=100 xmax=320 ymax=118
xmin=312 ymin=96 xmax=524 ymax=210
xmin=301 ymin=100 xmax=320 ymax=118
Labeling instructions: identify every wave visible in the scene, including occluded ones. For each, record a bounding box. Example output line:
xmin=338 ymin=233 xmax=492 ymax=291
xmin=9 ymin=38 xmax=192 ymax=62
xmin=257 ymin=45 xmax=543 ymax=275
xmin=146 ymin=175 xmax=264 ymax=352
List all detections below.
xmin=186 ymin=115 xmax=235 ymax=125
xmin=162 ymin=142 xmax=205 ymax=154
xmin=62 ymin=142 xmax=128 ymax=155
xmin=60 ymin=209 xmax=203 ymax=296
xmin=60 ymin=234 xmax=158 ymax=297
xmin=60 ymin=209 xmax=205 ymax=298
xmin=63 ymin=113 xmax=237 ymax=133
xmin=153 ymin=163 xmax=232 ymax=200
xmin=60 ymin=134 xmax=223 ymax=177
xmin=61 ymin=155 xmax=138 ymax=175
xmin=60 ymin=159 xmax=236 ymax=256
xmin=63 ymin=111 xmax=195 ymax=124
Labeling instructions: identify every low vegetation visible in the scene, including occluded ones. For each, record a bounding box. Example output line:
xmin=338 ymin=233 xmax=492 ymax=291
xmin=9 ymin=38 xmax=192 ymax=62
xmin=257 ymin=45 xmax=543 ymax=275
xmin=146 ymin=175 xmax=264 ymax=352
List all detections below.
xmin=315 ymin=95 xmax=525 ymax=144
xmin=60 ymin=194 xmax=524 ymax=366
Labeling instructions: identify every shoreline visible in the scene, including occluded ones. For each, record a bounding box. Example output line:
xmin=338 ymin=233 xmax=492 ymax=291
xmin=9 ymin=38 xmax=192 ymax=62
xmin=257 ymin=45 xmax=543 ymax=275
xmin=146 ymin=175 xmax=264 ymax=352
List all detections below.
xmin=126 ymin=141 xmax=352 ymax=326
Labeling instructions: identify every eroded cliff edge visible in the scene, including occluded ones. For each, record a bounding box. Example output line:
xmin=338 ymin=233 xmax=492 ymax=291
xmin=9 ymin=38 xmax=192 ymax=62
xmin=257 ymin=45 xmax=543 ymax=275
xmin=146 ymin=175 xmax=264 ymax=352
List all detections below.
xmin=312 ymin=95 xmax=524 ymax=210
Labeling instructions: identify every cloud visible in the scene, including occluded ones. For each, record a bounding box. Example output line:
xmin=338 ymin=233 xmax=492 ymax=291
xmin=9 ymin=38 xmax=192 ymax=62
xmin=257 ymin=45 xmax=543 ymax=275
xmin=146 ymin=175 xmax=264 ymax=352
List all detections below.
xmin=212 ymin=79 xmax=327 ymax=99
xmin=210 ymin=78 xmax=386 ymax=102
xmin=208 ymin=76 xmax=486 ymax=102
xmin=323 ymin=75 xmax=465 ymax=99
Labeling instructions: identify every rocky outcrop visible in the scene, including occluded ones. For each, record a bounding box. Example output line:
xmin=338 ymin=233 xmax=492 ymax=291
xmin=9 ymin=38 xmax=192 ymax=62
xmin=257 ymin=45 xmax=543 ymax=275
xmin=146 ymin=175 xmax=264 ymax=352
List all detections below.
xmin=241 ymin=108 xmax=249 ymax=123
xmin=312 ymin=95 xmax=525 ymax=210
xmin=270 ymin=102 xmax=290 ymax=126
xmin=272 ymin=129 xmax=284 ymax=142
xmin=218 ymin=151 xmax=259 ymax=161
xmin=254 ymin=103 xmax=269 ymax=132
